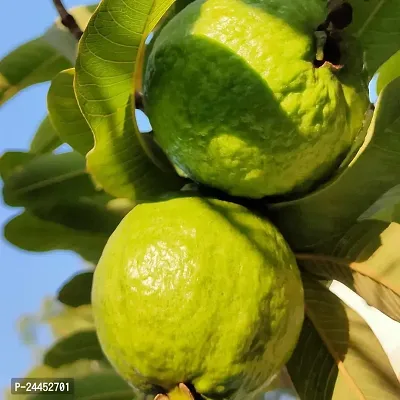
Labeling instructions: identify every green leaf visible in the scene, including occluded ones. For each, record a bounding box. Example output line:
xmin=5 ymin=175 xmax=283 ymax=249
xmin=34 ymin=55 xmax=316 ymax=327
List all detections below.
xmin=4 ymin=207 xmax=110 ymax=263
xmin=175 ymin=0 xmax=195 ymax=13
xmin=0 ymin=38 xmax=70 ymax=107
xmin=333 ymin=220 xmax=400 ymax=321
xmin=287 ymin=316 xmax=337 ymax=399
xmin=57 ymin=272 xmax=93 ymax=308
xmin=74 ymin=0 xmax=185 ymax=200
xmin=287 ymin=275 xmax=400 ymax=399
xmin=298 ymin=255 xmax=400 ymax=323
xmin=0 ymin=5 xmax=97 ymax=107
xmin=268 ymin=77 xmax=400 ymax=252
xmin=294 ymin=219 xmax=400 ymax=323
xmin=349 ymin=0 xmax=400 ymax=78
xmin=29 ymin=370 xmax=135 ymax=400
xmin=376 ymin=50 xmax=400 ymax=96
xmin=0 ymin=152 xmax=36 ymax=181
xmin=70 ymin=372 xmax=134 ymax=400
xmin=27 ymin=360 xmax=106 ymax=379
xmin=2 ymin=152 xmax=99 ymax=208
xmin=58 ymin=371 xmax=135 ymax=400
xmin=3 ymin=195 xmax=123 ymax=263
xmin=30 ymin=116 xmax=62 ymax=155
xmin=44 ymin=330 xmax=104 ymax=368
xmin=4 ymin=360 xmax=119 ymax=400
xmin=359 ymin=185 xmax=400 ymax=224
xmin=48 ymin=69 xmax=94 ymax=156
xmin=33 ymin=200 xmax=122 ymax=235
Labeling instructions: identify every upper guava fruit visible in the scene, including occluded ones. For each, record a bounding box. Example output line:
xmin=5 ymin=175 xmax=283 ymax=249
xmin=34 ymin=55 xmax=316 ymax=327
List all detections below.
xmin=92 ymin=196 xmax=304 ymax=399
xmin=143 ymin=0 xmax=370 ymax=199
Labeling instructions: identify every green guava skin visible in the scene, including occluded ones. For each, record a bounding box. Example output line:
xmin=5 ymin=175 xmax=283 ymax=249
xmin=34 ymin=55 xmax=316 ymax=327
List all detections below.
xmin=92 ymin=197 xmax=304 ymax=399
xmin=144 ymin=0 xmax=370 ymax=199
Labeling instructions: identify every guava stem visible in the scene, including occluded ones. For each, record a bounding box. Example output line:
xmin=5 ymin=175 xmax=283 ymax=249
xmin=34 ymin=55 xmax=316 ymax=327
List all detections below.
xmin=154 ymin=383 xmax=194 ymax=400
xmin=52 ymin=0 xmax=83 ymax=40
xmin=135 ymin=91 xmax=144 ymax=111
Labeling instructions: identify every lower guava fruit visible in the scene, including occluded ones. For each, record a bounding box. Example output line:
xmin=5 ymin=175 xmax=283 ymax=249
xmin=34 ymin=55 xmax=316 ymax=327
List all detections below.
xmin=92 ymin=196 xmax=304 ymax=399
xmin=143 ymin=0 xmax=370 ymax=199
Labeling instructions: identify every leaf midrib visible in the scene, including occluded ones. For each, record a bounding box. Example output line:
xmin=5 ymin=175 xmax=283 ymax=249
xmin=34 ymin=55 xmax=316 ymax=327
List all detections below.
xmin=296 ymin=253 xmax=400 ymax=295
xmin=355 ymin=0 xmax=386 ymax=38
xmin=47 ymin=343 xmax=101 ymax=364
xmin=305 ymin=290 xmax=366 ymax=400
xmin=10 ymin=169 xmax=87 ymax=197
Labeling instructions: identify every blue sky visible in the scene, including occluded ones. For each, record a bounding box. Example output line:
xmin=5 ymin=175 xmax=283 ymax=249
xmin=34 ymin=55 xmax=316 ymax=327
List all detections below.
xmin=0 ymin=0 xmax=94 ymax=390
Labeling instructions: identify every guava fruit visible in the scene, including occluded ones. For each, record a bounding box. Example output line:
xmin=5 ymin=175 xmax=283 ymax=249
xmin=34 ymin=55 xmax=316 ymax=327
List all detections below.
xmin=92 ymin=196 xmax=304 ymax=399
xmin=143 ymin=0 xmax=370 ymax=199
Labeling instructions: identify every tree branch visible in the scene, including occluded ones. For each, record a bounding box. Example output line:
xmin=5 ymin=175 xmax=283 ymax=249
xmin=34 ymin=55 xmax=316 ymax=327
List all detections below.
xmin=52 ymin=0 xmax=83 ymax=41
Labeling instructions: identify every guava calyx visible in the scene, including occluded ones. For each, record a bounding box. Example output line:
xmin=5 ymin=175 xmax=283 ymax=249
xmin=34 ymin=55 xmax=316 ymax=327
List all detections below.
xmin=313 ymin=31 xmax=342 ymax=69
xmin=313 ymin=1 xmax=353 ymax=69
xmin=154 ymin=383 xmax=195 ymax=400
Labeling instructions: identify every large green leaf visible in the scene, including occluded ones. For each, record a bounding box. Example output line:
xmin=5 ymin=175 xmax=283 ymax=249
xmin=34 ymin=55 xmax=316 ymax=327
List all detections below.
xmin=29 ymin=370 xmax=136 ymax=400
xmin=332 ymin=220 xmax=400 ymax=320
xmin=349 ymin=0 xmax=400 ymax=78
xmin=358 ymin=185 xmax=400 ymax=224
xmin=0 ymin=152 xmax=36 ymax=181
xmin=44 ymin=330 xmax=104 ymax=368
xmin=30 ymin=116 xmax=62 ymax=155
xmin=0 ymin=6 xmax=97 ymax=108
xmin=1 ymin=152 xmax=99 ymax=208
xmin=5 ymin=360 xmax=138 ymax=400
xmin=57 ymin=272 xmax=93 ymax=308
xmin=297 ymin=253 xmax=400 ymax=323
xmin=3 ymin=191 xmax=123 ymax=263
xmin=0 ymin=39 xmax=70 ymax=107
xmin=48 ymin=69 xmax=93 ymax=156
xmin=287 ymin=275 xmax=400 ymax=399
xmin=175 ymin=0 xmax=195 ymax=13
xmin=376 ymin=50 xmax=400 ymax=97
xmin=287 ymin=316 xmax=337 ymax=399
xmin=74 ymin=0 xmax=185 ymax=200
xmin=268 ymin=77 xmax=400 ymax=252
xmin=4 ymin=360 xmax=119 ymax=400
xmin=4 ymin=205 xmax=111 ymax=263
xmin=31 ymin=199 xmax=122 ymax=235
xmin=294 ymin=219 xmax=400 ymax=323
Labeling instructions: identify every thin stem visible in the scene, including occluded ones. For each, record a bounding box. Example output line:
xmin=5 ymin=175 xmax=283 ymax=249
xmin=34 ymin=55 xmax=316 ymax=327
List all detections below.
xmin=135 ymin=91 xmax=144 ymax=111
xmin=52 ymin=0 xmax=83 ymax=41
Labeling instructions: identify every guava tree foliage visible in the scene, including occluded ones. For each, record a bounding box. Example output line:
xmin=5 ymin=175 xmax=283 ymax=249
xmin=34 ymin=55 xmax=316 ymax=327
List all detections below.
xmin=0 ymin=0 xmax=400 ymax=399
